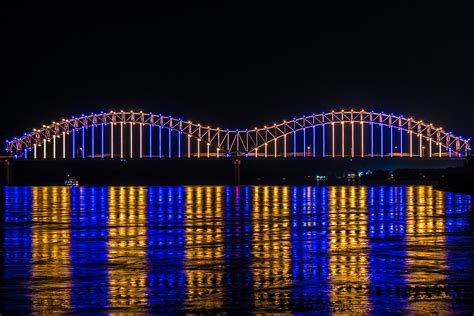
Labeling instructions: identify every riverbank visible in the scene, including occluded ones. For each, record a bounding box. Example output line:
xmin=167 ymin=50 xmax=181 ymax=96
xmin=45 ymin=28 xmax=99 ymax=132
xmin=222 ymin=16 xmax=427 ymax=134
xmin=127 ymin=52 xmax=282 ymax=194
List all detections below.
xmin=435 ymin=173 xmax=474 ymax=195
xmin=434 ymin=156 xmax=474 ymax=194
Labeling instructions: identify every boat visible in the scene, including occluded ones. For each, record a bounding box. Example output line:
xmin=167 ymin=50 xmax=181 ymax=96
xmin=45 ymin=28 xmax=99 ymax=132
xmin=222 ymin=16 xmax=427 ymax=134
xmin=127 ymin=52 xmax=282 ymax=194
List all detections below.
xmin=65 ymin=175 xmax=79 ymax=187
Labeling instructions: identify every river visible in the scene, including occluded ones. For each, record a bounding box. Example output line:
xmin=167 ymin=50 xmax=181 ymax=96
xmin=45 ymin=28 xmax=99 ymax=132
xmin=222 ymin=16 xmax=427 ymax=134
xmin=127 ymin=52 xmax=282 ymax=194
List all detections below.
xmin=1 ymin=185 xmax=473 ymax=314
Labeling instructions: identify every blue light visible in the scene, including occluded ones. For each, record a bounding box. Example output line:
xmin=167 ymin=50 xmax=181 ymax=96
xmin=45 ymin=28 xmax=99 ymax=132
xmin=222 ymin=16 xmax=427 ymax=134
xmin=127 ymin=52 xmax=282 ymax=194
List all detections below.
xmin=178 ymin=131 xmax=181 ymax=158
xmin=146 ymin=187 xmax=185 ymax=312
xmin=159 ymin=126 xmax=162 ymax=158
xmin=3 ymin=187 xmax=32 ymax=308
xmin=400 ymin=127 xmax=403 ymax=156
xmin=82 ymin=127 xmax=85 ymax=158
xmin=70 ymin=187 xmax=108 ymax=309
xmin=72 ymin=129 xmax=76 ymax=159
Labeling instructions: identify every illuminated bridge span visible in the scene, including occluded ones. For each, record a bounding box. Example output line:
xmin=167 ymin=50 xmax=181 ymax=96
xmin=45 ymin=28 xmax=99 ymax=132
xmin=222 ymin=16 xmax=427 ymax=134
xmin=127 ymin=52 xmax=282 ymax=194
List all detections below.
xmin=5 ymin=109 xmax=471 ymax=159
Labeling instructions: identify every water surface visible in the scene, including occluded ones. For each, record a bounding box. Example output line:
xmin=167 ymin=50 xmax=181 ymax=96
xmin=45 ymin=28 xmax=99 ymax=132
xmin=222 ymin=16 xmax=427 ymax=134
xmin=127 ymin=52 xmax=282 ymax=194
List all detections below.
xmin=1 ymin=185 xmax=473 ymax=314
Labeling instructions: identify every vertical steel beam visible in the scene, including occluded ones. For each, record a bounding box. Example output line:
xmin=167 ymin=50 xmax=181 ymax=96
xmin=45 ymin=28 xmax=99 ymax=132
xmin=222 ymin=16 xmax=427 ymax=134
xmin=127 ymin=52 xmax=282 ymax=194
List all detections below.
xmin=322 ymin=124 xmax=326 ymax=157
xmin=139 ymin=123 xmax=143 ymax=158
xmin=110 ymin=123 xmax=114 ymax=159
xmin=332 ymin=123 xmax=335 ymax=158
xmin=82 ymin=127 xmax=85 ymax=159
xmin=341 ymin=122 xmax=344 ymax=158
xmin=101 ymin=123 xmax=104 ymax=158
xmin=130 ymin=122 xmax=133 ymax=158
xmin=120 ymin=122 xmax=124 ymax=159
xmin=149 ymin=124 xmax=152 ymax=158
xmin=91 ymin=124 xmax=94 ymax=158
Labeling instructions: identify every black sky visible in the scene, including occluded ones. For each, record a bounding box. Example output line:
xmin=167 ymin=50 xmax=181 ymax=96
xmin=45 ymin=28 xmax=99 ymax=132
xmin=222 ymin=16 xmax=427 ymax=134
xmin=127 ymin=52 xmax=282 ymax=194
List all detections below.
xmin=2 ymin=2 xmax=474 ymax=144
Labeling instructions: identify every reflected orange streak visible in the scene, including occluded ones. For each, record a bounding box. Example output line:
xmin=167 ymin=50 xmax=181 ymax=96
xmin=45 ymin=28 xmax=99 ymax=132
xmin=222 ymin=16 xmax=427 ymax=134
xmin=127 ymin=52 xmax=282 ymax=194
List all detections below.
xmin=31 ymin=187 xmax=71 ymax=312
xmin=404 ymin=186 xmax=450 ymax=313
xmin=184 ymin=186 xmax=224 ymax=310
xmin=252 ymin=186 xmax=291 ymax=311
xmin=107 ymin=187 xmax=147 ymax=309
xmin=328 ymin=186 xmax=370 ymax=314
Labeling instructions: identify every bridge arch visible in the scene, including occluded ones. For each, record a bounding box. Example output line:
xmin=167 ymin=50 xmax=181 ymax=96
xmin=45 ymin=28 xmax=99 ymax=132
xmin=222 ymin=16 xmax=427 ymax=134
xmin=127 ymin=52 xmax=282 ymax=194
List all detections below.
xmin=6 ymin=111 xmax=224 ymax=159
xmin=5 ymin=109 xmax=470 ymax=159
xmin=246 ymin=110 xmax=470 ymax=158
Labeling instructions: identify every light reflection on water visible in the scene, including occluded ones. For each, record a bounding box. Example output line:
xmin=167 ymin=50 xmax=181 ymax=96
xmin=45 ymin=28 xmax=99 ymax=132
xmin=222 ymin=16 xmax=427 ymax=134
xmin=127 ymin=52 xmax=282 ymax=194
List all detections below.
xmin=1 ymin=185 xmax=473 ymax=314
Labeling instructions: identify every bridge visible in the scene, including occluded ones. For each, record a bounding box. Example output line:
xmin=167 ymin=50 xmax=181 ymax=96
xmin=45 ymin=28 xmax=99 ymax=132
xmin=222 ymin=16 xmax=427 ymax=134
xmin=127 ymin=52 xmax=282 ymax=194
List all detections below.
xmin=5 ymin=109 xmax=471 ymax=159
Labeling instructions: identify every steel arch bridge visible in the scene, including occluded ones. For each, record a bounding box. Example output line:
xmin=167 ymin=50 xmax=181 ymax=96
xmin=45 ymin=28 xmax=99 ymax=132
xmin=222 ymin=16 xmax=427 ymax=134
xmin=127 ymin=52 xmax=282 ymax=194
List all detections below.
xmin=5 ymin=109 xmax=471 ymax=160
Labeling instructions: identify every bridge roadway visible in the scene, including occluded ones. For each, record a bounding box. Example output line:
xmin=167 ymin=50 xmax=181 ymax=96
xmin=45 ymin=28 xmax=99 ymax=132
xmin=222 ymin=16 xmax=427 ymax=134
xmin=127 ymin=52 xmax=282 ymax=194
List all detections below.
xmin=2 ymin=156 xmax=466 ymax=186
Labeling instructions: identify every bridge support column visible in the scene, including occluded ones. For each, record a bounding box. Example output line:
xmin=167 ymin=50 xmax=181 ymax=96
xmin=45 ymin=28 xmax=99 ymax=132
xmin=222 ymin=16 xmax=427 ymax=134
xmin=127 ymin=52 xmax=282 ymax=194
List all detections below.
xmin=4 ymin=159 xmax=12 ymax=186
xmin=234 ymin=158 xmax=241 ymax=185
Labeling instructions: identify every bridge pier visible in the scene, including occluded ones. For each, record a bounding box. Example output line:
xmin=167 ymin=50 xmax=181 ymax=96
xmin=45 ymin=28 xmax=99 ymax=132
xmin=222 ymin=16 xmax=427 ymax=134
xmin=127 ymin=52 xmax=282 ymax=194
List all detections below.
xmin=234 ymin=158 xmax=240 ymax=185
xmin=4 ymin=159 xmax=12 ymax=186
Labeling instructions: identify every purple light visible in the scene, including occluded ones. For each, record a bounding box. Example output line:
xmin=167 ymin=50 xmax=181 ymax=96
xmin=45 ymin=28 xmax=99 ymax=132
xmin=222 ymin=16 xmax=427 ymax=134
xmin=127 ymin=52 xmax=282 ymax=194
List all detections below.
xmin=159 ymin=126 xmax=162 ymax=158
xmin=390 ymin=125 xmax=393 ymax=157
xmin=380 ymin=124 xmax=383 ymax=157
xmin=82 ymin=127 xmax=85 ymax=158
xmin=400 ymin=127 xmax=403 ymax=157
xmin=303 ymin=128 xmax=306 ymax=157
xmin=101 ymin=123 xmax=104 ymax=158
xmin=293 ymin=130 xmax=296 ymax=158
xmin=149 ymin=125 xmax=152 ymax=158
xmin=91 ymin=124 xmax=95 ymax=158
xmin=371 ymin=122 xmax=374 ymax=157
xmin=322 ymin=124 xmax=326 ymax=157
xmin=178 ymin=131 xmax=181 ymax=158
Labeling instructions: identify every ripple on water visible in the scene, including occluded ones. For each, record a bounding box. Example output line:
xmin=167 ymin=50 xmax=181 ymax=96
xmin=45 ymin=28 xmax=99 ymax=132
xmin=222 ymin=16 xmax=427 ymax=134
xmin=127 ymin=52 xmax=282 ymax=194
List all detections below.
xmin=0 ymin=185 xmax=473 ymax=314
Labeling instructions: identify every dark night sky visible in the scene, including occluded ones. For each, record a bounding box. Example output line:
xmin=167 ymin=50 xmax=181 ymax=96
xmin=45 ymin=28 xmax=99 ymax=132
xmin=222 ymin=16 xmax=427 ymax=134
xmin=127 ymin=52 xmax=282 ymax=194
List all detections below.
xmin=1 ymin=2 xmax=474 ymax=144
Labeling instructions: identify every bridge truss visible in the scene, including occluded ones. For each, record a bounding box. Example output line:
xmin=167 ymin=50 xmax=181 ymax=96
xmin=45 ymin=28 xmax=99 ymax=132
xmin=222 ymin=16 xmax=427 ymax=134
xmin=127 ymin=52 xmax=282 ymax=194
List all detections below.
xmin=5 ymin=109 xmax=471 ymax=159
